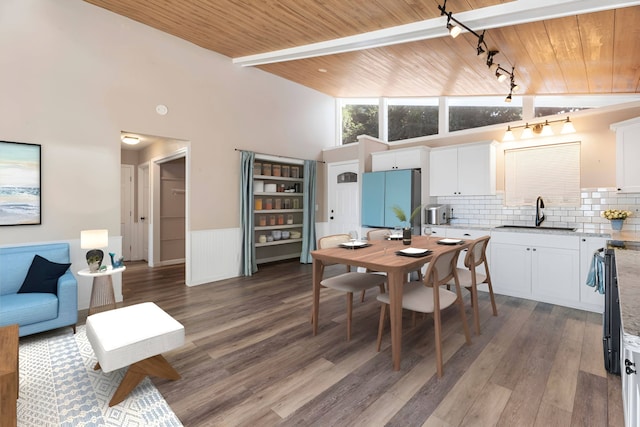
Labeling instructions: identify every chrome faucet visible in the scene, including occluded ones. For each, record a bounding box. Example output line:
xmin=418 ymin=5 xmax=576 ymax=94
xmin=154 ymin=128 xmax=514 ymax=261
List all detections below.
xmin=535 ymin=196 xmax=545 ymax=227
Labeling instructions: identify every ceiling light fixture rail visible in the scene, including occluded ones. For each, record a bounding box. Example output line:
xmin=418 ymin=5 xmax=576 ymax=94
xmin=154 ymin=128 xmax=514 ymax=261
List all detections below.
xmin=438 ymin=0 xmax=519 ymax=103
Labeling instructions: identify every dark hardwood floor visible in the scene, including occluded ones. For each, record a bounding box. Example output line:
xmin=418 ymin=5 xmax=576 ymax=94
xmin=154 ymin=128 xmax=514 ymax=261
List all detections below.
xmin=115 ymin=260 xmax=624 ymax=427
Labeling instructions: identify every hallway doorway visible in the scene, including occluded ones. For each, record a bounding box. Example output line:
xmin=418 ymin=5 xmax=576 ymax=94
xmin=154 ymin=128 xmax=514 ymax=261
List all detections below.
xmin=120 ymin=132 xmax=190 ymax=283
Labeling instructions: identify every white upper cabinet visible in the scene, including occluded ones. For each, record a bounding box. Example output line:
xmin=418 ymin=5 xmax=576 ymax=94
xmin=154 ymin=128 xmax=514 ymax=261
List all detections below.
xmin=371 ymin=146 xmax=428 ymax=171
xmin=611 ymin=117 xmax=640 ymax=193
xmin=430 ymin=141 xmax=497 ymax=196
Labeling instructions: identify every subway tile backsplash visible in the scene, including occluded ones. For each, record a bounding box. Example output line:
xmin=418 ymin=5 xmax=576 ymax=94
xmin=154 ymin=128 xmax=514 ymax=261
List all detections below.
xmin=436 ymin=188 xmax=640 ymax=233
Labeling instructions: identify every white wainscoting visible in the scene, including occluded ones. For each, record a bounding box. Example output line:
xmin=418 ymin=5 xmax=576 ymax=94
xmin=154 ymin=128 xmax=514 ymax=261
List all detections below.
xmin=189 ymin=228 xmax=241 ymax=286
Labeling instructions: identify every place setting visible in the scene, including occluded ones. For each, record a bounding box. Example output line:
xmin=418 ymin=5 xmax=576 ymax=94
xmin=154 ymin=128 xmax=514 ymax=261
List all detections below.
xmin=339 ymin=230 xmax=371 ymax=249
xmin=395 ymin=247 xmax=432 ymax=257
xmin=436 ymin=238 xmax=465 ymax=245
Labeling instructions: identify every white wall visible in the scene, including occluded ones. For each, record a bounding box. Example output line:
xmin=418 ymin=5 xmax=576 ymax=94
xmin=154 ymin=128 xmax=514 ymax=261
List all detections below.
xmin=0 ymin=0 xmax=335 ymax=293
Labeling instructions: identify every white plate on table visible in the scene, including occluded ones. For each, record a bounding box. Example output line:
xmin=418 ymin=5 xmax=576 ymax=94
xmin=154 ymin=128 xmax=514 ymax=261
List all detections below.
xmin=396 ymin=247 xmax=431 ymax=257
xmin=437 ymin=238 xmax=463 ymax=245
xmin=388 ymin=234 xmax=403 ymax=240
xmin=339 ymin=241 xmax=370 ymax=249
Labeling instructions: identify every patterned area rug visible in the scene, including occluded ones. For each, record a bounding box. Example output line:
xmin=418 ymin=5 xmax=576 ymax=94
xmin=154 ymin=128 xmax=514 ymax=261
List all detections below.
xmin=17 ymin=326 xmax=183 ymax=426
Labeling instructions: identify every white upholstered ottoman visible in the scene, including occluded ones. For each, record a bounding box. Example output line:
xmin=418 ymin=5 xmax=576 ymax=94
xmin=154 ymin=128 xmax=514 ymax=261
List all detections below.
xmin=86 ymin=302 xmax=185 ymax=406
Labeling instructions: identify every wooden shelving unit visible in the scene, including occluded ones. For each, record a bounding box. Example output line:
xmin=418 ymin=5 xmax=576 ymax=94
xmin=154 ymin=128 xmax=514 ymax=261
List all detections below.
xmin=253 ymin=158 xmax=304 ymax=264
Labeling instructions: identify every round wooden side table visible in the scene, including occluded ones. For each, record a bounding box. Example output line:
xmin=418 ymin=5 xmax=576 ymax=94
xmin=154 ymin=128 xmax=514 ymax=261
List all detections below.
xmin=78 ymin=265 xmax=126 ymax=315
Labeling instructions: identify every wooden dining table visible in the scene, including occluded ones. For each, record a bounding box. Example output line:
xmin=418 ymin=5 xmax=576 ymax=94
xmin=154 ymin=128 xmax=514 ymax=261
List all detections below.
xmin=310 ymin=235 xmax=470 ymax=371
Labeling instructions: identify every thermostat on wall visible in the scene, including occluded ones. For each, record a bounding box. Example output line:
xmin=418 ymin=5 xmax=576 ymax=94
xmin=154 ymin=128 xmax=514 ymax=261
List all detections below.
xmin=155 ymin=104 xmax=168 ymax=115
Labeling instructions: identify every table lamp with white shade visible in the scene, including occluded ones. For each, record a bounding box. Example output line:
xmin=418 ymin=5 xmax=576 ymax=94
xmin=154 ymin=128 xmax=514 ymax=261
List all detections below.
xmin=81 ymin=229 xmax=108 ymax=272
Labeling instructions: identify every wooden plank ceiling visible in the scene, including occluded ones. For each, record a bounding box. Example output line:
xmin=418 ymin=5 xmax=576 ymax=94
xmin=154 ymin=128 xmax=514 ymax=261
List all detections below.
xmin=83 ymin=0 xmax=640 ymax=98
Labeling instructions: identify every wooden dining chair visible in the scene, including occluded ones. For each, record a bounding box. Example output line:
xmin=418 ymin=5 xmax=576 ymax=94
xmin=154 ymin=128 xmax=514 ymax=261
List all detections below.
xmin=376 ymin=246 xmax=471 ymax=377
xmin=447 ymin=235 xmax=498 ymax=335
xmin=317 ymin=234 xmax=386 ymax=341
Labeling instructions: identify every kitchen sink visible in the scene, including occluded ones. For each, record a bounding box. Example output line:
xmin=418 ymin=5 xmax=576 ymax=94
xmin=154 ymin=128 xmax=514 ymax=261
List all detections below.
xmin=496 ymin=225 xmax=577 ymax=232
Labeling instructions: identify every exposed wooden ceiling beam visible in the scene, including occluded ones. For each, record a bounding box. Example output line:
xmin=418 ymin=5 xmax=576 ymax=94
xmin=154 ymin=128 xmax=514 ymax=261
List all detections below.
xmin=233 ymin=0 xmax=640 ymax=67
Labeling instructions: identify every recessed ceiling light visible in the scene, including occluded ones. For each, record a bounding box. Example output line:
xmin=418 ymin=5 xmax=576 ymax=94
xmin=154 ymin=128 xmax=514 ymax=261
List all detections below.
xmin=122 ymin=136 xmax=140 ymax=145
xmin=318 ymin=68 xmax=327 ymax=73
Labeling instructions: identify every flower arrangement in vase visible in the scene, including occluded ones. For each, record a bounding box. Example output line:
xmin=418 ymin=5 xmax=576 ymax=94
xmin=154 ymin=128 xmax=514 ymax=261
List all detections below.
xmin=391 ymin=204 xmax=421 ymax=245
xmin=601 ymin=209 xmax=632 ymax=231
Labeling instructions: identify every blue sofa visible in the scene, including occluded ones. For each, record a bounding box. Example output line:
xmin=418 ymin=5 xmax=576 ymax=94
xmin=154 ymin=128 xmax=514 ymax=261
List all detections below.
xmin=0 ymin=243 xmax=78 ymax=337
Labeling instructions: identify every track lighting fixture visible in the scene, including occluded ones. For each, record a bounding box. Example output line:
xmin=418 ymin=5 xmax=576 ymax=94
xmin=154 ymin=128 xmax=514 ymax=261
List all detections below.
xmin=502 ymin=117 xmax=576 ymax=141
xmin=446 ymin=15 xmax=462 ymax=38
xmin=476 ymin=31 xmax=486 ymax=57
xmin=438 ymin=0 xmax=519 ymax=102
xmin=505 ymin=69 xmax=518 ymax=102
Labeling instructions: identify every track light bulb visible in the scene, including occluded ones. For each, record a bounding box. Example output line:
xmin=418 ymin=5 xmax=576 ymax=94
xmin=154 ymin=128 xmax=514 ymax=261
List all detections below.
xmin=505 ymin=93 xmax=512 ymax=103
xmin=496 ymin=72 xmax=507 ymax=83
xmin=449 ymin=24 xmax=462 ymax=38
xmin=512 ymin=84 xmax=520 ymax=93
xmin=489 ymin=63 xmax=499 ymax=73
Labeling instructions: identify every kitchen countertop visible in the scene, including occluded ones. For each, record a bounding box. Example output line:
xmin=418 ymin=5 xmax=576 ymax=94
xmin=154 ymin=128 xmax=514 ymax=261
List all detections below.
xmin=612 ymin=232 xmax=640 ymax=349
xmin=427 ymin=223 xmax=611 ymax=238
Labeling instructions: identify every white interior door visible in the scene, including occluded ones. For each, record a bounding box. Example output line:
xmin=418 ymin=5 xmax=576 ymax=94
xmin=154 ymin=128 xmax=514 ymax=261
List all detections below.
xmin=120 ymin=165 xmax=134 ymax=260
xmin=327 ymin=161 xmax=360 ymax=236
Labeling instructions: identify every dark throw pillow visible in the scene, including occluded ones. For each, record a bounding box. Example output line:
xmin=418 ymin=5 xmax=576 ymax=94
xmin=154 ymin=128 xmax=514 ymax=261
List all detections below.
xmin=18 ymin=255 xmax=71 ymax=295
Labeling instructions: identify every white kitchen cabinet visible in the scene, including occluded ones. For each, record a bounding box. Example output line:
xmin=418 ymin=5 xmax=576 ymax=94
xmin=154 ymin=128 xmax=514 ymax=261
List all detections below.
xmin=579 ymin=236 xmax=606 ymax=312
xmin=371 ymin=146 xmax=428 ymax=171
xmin=490 ymin=232 xmax=580 ymax=307
xmin=430 ymin=141 xmax=496 ymax=196
xmin=491 ymin=241 xmax=532 ymax=298
xmin=531 ymin=244 xmax=580 ymax=304
xmin=611 ymin=117 xmax=640 ymax=193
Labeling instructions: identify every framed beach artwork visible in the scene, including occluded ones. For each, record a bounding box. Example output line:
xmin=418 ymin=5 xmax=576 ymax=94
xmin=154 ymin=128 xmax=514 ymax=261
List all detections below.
xmin=0 ymin=140 xmax=41 ymax=226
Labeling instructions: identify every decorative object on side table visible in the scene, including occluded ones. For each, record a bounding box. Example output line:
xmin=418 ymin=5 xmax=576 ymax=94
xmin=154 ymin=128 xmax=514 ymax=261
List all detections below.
xmin=391 ymin=204 xmax=422 ymax=245
xmin=601 ymin=209 xmax=632 ymax=231
xmin=80 ymin=229 xmax=108 ymax=272
xmin=109 ymin=252 xmax=124 ymax=268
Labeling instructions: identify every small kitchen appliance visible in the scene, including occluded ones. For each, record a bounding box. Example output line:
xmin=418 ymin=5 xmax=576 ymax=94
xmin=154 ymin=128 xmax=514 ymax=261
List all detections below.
xmin=425 ymin=204 xmax=450 ymax=225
